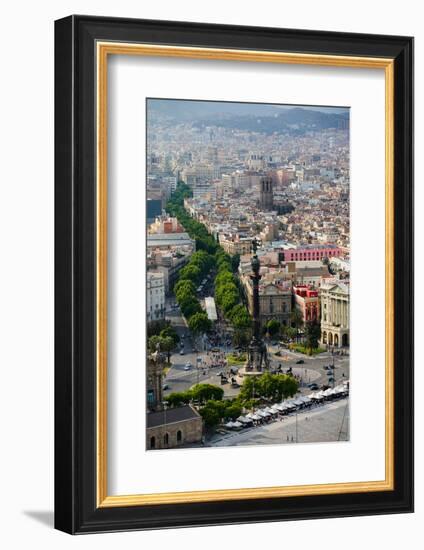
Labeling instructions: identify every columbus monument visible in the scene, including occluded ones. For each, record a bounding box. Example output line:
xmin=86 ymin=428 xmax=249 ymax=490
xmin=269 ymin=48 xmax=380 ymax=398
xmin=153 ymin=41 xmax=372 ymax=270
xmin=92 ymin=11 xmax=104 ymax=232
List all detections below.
xmin=244 ymin=238 xmax=270 ymax=374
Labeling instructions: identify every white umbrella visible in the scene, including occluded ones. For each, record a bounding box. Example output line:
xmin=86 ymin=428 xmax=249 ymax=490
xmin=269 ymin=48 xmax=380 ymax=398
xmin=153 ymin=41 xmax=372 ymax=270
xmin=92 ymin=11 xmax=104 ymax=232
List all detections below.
xmin=232 ymin=421 xmax=243 ymax=429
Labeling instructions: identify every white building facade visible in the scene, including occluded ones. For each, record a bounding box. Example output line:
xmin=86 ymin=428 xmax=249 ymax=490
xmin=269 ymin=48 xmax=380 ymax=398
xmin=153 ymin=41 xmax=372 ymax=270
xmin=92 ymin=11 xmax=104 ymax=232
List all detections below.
xmin=320 ymin=281 xmax=350 ymax=348
xmin=147 ymin=271 xmax=165 ymax=322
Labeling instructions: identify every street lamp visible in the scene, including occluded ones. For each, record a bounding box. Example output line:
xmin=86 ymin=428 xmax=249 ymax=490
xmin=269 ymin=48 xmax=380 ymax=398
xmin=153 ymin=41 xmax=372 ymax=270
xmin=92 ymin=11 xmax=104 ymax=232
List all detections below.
xmin=295 ymin=410 xmax=298 ymax=443
xmin=162 ymin=401 xmax=168 ymax=448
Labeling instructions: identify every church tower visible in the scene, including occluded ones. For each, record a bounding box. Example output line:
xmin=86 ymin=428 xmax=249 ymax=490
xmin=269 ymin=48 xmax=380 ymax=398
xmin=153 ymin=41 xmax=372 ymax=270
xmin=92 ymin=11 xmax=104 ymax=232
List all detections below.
xmin=259 ymin=176 xmax=274 ymax=211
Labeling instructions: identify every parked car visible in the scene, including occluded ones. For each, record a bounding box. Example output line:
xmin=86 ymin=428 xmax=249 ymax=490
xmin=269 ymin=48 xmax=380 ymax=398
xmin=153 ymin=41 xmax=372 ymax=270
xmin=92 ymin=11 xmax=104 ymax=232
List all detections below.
xmin=328 ymin=377 xmax=335 ymax=383
xmin=308 ymin=383 xmax=319 ymax=390
xmin=296 ymin=359 xmax=305 ymax=364
xmin=179 ymin=350 xmax=185 ymax=355
xmin=162 ymin=384 xmax=170 ymax=390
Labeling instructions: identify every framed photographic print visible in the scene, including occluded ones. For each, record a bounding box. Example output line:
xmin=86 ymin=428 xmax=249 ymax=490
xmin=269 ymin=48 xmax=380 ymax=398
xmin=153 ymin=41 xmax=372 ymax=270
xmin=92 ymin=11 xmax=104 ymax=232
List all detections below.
xmin=54 ymin=15 xmax=414 ymax=533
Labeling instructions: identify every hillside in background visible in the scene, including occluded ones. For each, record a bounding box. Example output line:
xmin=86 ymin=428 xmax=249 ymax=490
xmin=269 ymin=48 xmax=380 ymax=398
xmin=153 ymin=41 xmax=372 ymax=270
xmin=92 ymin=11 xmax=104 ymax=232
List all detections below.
xmin=147 ymin=99 xmax=349 ymax=135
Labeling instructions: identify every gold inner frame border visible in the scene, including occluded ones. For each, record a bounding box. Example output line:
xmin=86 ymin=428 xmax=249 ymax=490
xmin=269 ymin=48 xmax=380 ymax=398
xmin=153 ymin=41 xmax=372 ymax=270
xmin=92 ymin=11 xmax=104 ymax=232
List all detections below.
xmin=96 ymin=42 xmax=395 ymax=508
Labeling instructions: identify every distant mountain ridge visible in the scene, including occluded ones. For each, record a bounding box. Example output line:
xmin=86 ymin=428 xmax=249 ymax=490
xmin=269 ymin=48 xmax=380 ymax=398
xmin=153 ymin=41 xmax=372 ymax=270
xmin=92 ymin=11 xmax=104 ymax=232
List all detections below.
xmin=147 ymin=100 xmax=349 ymax=134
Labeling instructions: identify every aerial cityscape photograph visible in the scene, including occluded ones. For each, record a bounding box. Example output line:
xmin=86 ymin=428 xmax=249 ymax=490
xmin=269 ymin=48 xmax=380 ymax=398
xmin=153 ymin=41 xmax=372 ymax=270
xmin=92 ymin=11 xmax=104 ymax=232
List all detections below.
xmin=145 ymin=98 xmax=350 ymax=451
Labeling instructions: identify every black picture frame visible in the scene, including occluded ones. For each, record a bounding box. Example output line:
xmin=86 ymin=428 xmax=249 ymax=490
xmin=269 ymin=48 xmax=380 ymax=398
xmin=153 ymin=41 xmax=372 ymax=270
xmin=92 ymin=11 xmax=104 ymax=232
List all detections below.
xmin=55 ymin=15 xmax=414 ymax=534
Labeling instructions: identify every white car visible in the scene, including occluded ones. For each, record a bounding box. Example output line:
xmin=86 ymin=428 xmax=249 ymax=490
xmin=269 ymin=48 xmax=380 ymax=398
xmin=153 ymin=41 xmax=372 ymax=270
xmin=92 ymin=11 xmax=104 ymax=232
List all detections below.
xmin=183 ymin=362 xmax=192 ymax=371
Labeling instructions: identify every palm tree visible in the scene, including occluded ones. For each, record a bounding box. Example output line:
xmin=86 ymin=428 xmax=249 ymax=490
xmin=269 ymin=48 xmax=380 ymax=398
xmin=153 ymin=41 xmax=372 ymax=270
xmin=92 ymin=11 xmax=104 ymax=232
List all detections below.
xmin=290 ymin=308 xmax=304 ymax=342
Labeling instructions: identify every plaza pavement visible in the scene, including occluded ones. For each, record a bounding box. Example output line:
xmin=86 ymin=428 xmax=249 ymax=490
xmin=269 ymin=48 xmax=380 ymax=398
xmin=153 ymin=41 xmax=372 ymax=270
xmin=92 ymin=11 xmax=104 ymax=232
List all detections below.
xmin=206 ymin=398 xmax=350 ymax=447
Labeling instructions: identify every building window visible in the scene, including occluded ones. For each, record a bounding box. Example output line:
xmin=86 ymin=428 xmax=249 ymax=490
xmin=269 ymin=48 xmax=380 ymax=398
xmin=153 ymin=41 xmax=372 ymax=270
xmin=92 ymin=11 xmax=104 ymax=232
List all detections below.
xmin=150 ymin=436 xmax=156 ymax=449
xmin=164 ymin=433 xmax=169 ymax=446
xmin=147 ymin=390 xmax=155 ymax=405
xmin=177 ymin=430 xmax=182 ymax=443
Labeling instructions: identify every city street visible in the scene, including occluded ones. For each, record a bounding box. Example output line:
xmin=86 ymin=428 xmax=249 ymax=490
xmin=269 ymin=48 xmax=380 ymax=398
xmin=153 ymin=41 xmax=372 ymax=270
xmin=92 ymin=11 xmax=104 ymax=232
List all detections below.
xmin=163 ymin=316 xmax=350 ymax=398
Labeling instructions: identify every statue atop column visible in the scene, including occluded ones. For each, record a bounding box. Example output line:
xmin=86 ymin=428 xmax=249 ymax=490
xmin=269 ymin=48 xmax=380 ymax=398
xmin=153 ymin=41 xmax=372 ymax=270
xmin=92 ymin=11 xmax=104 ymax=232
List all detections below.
xmin=146 ymin=346 xmax=166 ymax=411
xmin=245 ymin=238 xmax=269 ymax=372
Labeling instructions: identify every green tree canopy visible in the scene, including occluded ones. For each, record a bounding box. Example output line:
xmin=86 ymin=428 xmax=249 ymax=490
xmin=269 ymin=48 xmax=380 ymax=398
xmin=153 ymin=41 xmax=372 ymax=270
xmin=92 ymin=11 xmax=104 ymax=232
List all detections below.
xmin=179 ymin=264 xmax=201 ymax=284
xmin=265 ymin=319 xmax=281 ymax=337
xmin=179 ymin=297 xmax=202 ymax=319
xmin=290 ymin=308 xmax=304 ymax=329
xmin=304 ymin=319 xmax=322 ymax=352
xmin=160 ymin=326 xmax=179 ymax=345
xmin=166 ymin=391 xmax=192 ymax=408
xmin=225 ymin=403 xmax=243 ymax=420
xmin=199 ymin=403 xmax=222 ymax=428
xmin=147 ymin=335 xmax=175 ymax=362
xmin=190 ymin=383 xmax=224 ymax=404
xmin=229 ymin=304 xmax=251 ymax=329
xmin=239 ymin=372 xmax=298 ymax=402
xmin=174 ymin=279 xmax=196 ymax=297
xmin=188 ymin=312 xmax=212 ymax=334
xmin=147 ymin=319 xmax=170 ymax=337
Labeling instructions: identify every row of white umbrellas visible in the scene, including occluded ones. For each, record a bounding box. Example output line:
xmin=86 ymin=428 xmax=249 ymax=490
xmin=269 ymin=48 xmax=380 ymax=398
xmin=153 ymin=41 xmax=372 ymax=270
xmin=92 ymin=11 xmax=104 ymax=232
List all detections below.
xmin=224 ymin=382 xmax=349 ymax=430
xmin=309 ymin=384 xmax=349 ymax=400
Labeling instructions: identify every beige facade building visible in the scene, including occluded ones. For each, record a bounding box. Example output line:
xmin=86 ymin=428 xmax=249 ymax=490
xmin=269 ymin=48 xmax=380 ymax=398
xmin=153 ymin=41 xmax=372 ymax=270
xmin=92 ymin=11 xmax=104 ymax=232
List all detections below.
xmin=219 ymin=234 xmax=252 ymax=256
xmin=244 ymin=277 xmax=292 ymax=326
xmin=320 ymin=282 xmax=349 ymax=348
xmin=146 ymin=405 xmax=203 ymax=450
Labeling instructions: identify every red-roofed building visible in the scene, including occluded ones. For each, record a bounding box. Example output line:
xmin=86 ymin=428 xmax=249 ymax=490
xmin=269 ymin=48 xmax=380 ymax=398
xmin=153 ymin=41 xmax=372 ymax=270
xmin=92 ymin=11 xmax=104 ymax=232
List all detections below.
xmin=293 ymin=284 xmax=320 ymax=323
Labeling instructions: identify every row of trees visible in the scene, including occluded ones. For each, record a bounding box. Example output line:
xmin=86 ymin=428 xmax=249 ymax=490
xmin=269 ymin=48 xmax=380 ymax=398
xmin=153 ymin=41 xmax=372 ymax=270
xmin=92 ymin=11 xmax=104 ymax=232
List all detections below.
xmin=166 ymin=383 xmax=224 ymax=408
xmin=166 ymin=183 xmax=219 ymax=254
xmin=167 ymin=183 xmax=250 ymax=338
xmin=239 ymin=372 xmax=298 ymax=403
xmin=174 ymin=256 xmax=212 ymax=334
xmin=166 ymin=183 xmax=216 ymax=335
xmin=214 ymin=248 xmax=252 ymax=340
